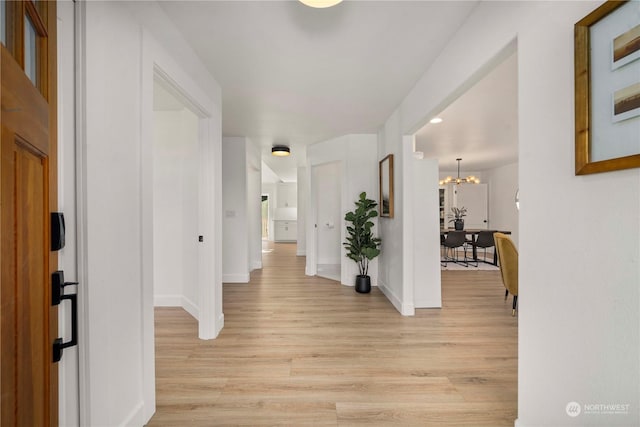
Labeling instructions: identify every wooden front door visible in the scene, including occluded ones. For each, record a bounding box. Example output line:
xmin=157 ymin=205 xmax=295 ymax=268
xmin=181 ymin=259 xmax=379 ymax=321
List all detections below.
xmin=1 ymin=1 xmax=58 ymax=426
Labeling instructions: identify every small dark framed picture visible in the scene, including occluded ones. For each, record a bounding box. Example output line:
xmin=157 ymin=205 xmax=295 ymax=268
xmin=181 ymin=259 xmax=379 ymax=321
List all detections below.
xmin=379 ymin=154 xmax=394 ymax=218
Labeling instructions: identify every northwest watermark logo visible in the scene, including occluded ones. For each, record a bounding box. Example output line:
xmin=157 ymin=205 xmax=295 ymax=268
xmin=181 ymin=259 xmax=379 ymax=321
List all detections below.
xmin=566 ymin=401 xmax=631 ymax=417
xmin=566 ymin=402 xmax=581 ymax=417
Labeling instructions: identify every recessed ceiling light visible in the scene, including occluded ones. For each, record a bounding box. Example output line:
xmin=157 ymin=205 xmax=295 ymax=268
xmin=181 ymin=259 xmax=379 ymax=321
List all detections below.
xmin=430 ymin=117 xmax=443 ymax=124
xmin=299 ymin=0 xmax=343 ymax=8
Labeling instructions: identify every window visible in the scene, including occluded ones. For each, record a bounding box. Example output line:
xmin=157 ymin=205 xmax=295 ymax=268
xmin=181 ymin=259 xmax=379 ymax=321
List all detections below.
xmin=24 ymin=14 xmax=38 ymax=86
xmin=0 ymin=0 xmax=6 ymax=46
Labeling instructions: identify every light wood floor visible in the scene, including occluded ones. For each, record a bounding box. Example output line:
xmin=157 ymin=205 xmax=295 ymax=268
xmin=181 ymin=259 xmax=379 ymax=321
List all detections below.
xmin=148 ymin=242 xmax=517 ymax=426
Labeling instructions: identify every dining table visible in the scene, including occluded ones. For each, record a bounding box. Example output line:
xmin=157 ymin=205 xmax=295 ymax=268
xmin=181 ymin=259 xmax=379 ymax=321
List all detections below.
xmin=440 ymin=228 xmax=512 ymax=265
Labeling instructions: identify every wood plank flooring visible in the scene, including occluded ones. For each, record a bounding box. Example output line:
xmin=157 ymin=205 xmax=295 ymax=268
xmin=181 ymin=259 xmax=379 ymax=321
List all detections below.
xmin=148 ymin=241 xmax=517 ymax=426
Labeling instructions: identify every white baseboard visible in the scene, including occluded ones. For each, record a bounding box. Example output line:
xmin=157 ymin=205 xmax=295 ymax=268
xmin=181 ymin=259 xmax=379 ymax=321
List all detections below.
xmin=182 ymin=296 xmax=199 ymax=320
xmin=378 ymin=280 xmax=415 ymax=316
xmin=154 ymin=295 xmax=200 ymax=319
xmin=216 ymin=313 xmax=225 ymax=337
xmin=317 ymin=257 xmax=341 ymax=265
xmin=414 ymin=299 xmax=442 ymax=309
xmin=119 ymin=401 xmax=144 ymax=427
xmin=223 ymin=273 xmax=250 ymax=283
xmin=400 ymin=300 xmax=415 ymax=315
xmin=251 ymin=261 xmax=262 ymax=270
xmin=154 ymin=295 xmax=182 ymax=307
xmin=142 ymin=398 xmax=156 ymax=427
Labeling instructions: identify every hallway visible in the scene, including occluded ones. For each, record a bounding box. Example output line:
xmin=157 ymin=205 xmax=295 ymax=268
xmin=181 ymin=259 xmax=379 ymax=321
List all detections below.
xmin=149 ymin=242 xmax=517 ymax=426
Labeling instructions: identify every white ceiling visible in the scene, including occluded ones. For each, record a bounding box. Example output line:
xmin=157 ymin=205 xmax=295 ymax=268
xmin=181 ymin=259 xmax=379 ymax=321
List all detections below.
xmin=414 ymin=50 xmax=519 ymax=172
xmin=159 ymin=0 xmax=479 ymax=181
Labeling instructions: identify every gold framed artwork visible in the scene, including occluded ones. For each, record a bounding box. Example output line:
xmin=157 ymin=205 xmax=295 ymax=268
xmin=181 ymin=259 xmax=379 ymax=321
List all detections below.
xmin=379 ymin=154 xmax=394 ymax=218
xmin=575 ymin=0 xmax=640 ymax=175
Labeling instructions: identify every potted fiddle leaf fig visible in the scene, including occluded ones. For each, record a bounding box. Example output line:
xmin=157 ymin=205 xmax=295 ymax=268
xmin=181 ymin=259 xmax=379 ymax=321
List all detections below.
xmin=448 ymin=206 xmax=467 ymax=230
xmin=344 ymin=192 xmax=381 ymax=293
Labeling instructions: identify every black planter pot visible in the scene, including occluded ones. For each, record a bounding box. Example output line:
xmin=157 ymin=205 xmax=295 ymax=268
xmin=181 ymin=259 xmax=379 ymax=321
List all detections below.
xmin=355 ymin=275 xmax=371 ymax=293
xmin=454 ymin=219 xmax=464 ymax=230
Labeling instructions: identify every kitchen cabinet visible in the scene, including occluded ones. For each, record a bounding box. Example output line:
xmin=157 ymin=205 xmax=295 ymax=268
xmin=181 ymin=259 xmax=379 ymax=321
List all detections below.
xmin=277 ymin=183 xmax=297 ymax=208
xmin=274 ymin=220 xmax=297 ymax=242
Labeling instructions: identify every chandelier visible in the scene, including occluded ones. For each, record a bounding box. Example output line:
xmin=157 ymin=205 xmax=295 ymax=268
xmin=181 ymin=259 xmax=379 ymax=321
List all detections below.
xmin=439 ymin=158 xmax=480 ymax=185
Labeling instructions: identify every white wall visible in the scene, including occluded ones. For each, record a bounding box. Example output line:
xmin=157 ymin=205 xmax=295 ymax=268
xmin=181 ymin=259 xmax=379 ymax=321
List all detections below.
xmin=377 ymin=112 xmax=405 ymax=309
xmin=222 ymin=137 xmax=249 ymax=283
xmin=381 ymin=1 xmax=639 ymax=426
xmin=83 ymin=5 xmax=146 ymax=425
xmin=297 ymin=167 xmax=307 ymax=256
xmin=313 ymin=162 xmax=342 ymax=265
xmin=246 ymin=139 xmax=262 ymax=271
xmin=484 ymin=161 xmax=519 ymax=248
xmin=406 ymin=154 xmax=442 ymax=310
xmin=222 ymin=136 xmax=262 ymax=281
xmin=153 ymin=109 xmax=199 ymax=317
xmin=306 ymin=134 xmax=378 ymax=287
xmin=80 ymin=1 xmax=223 ymax=425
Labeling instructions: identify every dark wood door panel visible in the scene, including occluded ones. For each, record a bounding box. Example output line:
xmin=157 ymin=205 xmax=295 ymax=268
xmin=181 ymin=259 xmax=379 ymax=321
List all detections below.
xmin=0 ymin=1 xmax=58 ymax=425
xmin=1 ymin=46 xmax=49 ymax=154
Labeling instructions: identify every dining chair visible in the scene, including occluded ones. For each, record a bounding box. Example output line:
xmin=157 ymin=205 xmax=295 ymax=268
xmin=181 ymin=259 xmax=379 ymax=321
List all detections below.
xmin=442 ymin=231 xmax=474 ymax=267
xmin=494 ymin=232 xmax=518 ymax=316
xmin=471 ymin=230 xmax=496 ymax=264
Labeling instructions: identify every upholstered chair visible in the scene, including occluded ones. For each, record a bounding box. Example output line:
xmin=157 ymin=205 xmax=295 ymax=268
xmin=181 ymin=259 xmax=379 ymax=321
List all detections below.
xmin=494 ymin=232 xmax=518 ymax=316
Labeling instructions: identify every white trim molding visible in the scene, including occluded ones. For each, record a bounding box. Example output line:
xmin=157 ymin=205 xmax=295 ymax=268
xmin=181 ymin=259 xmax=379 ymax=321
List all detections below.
xmin=223 ymin=274 xmax=250 ymax=283
xmin=378 ymin=279 xmax=415 ymax=316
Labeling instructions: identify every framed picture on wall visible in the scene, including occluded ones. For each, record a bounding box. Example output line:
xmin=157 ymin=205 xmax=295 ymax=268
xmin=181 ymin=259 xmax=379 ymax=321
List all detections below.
xmin=575 ymin=0 xmax=640 ymax=175
xmin=379 ymin=154 xmax=394 ymax=218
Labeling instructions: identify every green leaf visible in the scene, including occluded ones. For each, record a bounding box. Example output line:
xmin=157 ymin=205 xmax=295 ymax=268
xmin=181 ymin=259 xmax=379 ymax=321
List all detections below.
xmin=343 ymin=190 xmax=382 ymax=268
xmin=362 ymin=247 xmax=380 ymax=260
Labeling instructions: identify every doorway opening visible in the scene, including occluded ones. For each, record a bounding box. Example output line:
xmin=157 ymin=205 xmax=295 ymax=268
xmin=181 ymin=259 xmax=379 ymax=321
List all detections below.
xmin=152 ymin=78 xmax=200 ymax=318
xmin=415 ymin=45 xmax=519 ymax=273
xmin=403 ymin=39 xmax=520 ymax=422
xmin=262 ymin=195 xmax=269 ymax=240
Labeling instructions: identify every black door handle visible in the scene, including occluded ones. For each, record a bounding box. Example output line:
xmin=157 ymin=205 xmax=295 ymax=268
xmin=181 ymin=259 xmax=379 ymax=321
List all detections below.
xmin=52 ymin=271 xmax=79 ymax=363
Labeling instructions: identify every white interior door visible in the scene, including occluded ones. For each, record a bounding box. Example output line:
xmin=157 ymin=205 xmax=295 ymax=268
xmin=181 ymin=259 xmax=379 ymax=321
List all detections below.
xmin=454 ymin=183 xmax=488 ymax=229
xmin=312 ymin=162 xmax=342 ymax=281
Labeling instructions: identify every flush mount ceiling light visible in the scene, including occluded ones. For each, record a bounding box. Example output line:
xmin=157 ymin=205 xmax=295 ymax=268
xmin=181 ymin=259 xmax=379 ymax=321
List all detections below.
xmin=298 ymin=0 xmax=343 ymax=8
xmin=430 ymin=117 xmax=443 ymax=124
xmin=439 ymin=158 xmax=480 ymax=185
xmin=271 ymin=145 xmax=291 ymax=157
